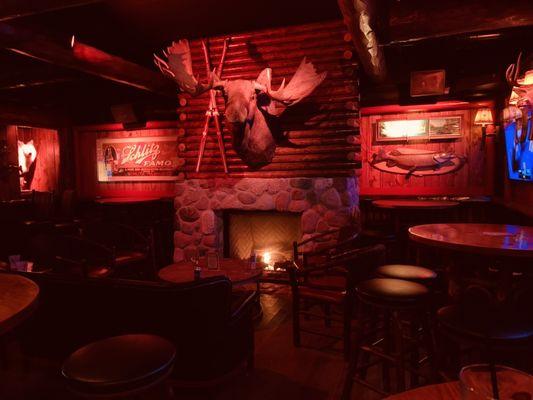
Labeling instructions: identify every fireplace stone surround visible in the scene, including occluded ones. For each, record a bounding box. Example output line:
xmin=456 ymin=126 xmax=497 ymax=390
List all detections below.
xmin=173 ymin=176 xmax=359 ymax=262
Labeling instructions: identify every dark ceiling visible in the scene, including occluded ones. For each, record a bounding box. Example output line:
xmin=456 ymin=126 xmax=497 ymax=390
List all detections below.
xmin=11 ymin=0 xmax=343 ymax=65
xmin=0 ymin=0 xmax=532 ymax=125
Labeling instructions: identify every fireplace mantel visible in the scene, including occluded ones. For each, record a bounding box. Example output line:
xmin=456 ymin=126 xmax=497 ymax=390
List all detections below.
xmin=173 ymin=176 xmax=359 ymax=261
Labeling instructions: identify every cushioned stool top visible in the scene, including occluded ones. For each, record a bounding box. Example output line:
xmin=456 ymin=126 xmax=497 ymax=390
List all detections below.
xmin=438 ymin=305 xmax=533 ymax=342
xmin=377 ymin=264 xmax=437 ymax=281
xmin=62 ymin=334 xmax=175 ymax=394
xmin=356 ymin=278 xmax=429 ymax=303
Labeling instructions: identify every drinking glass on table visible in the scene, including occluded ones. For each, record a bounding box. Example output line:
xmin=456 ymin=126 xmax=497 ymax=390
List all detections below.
xmin=185 ymin=247 xmax=201 ymax=279
xmin=460 ymin=364 xmax=533 ymax=400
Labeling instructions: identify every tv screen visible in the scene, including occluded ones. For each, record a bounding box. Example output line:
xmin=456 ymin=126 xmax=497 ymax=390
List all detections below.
xmin=504 ymin=120 xmax=533 ymax=182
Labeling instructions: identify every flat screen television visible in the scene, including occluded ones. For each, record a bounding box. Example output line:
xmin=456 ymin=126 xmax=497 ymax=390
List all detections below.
xmin=504 ymin=120 xmax=533 ymax=182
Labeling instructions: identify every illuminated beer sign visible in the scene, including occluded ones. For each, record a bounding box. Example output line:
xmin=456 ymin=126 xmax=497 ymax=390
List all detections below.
xmin=96 ymin=136 xmax=181 ymax=182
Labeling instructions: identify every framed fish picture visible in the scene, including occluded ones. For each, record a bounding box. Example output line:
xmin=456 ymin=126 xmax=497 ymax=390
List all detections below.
xmin=428 ymin=116 xmax=462 ymax=139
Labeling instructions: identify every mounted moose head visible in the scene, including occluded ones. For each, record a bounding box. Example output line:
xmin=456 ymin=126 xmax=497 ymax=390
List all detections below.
xmin=154 ymin=40 xmax=326 ymax=166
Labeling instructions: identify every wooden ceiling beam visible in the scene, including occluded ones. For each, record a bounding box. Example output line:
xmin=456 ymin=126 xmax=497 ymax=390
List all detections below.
xmin=0 ymin=0 xmax=104 ymax=21
xmin=387 ymin=0 xmax=533 ymax=45
xmin=0 ymin=102 xmax=67 ymax=127
xmin=0 ymin=77 xmax=79 ymax=90
xmin=0 ymin=23 xmax=175 ymax=96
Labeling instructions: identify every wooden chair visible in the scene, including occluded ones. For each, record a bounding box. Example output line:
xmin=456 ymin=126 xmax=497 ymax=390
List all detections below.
xmin=53 ymin=189 xmax=82 ymax=235
xmin=293 ymin=227 xmax=393 ymax=291
xmin=29 ymin=234 xmax=115 ymax=278
xmin=80 ymin=221 xmax=153 ymax=278
xmin=287 ymin=244 xmax=387 ymax=359
xmin=16 ymin=191 xmax=56 ymax=255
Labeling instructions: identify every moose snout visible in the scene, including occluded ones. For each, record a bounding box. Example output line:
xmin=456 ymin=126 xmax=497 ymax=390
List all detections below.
xmin=225 ymin=103 xmax=248 ymax=123
xmin=225 ymin=99 xmax=248 ymax=123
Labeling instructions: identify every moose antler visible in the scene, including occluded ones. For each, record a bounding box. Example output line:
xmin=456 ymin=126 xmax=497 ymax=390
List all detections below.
xmin=154 ymin=39 xmax=213 ymax=96
xmin=506 ymin=52 xmax=524 ymax=88
xmin=506 ymin=52 xmax=533 ymax=91
xmin=506 ymin=52 xmax=533 ymax=106
xmin=263 ymin=58 xmax=327 ymax=106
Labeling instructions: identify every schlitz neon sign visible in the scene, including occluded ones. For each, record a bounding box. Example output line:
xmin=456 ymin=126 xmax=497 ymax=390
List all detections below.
xmin=97 ymin=136 xmax=180 ymax=182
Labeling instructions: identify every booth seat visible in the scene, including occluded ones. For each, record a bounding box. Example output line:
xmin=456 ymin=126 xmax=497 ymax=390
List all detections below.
xmin=16 ymin=273 xmax=255 ymax=384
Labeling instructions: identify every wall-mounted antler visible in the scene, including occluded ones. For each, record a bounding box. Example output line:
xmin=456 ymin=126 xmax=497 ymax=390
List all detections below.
xmin=263 ymin=58 xmax=327 ymax=106
xmin=506 ymin=52 xmax=533 ymax=106
xmin=154 ymin=39 xmax=213 ymax=96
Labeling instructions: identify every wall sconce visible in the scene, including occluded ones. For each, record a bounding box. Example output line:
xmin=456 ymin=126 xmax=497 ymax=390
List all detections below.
xmin=474 ymin=108 xmax=494 ymax=149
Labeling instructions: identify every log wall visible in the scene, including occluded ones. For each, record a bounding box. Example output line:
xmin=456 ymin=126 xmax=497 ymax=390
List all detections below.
xmin=74 ymin=20 xmax=360 ymax=198
xmin=180 ymin=20 xmax=360 ymax=178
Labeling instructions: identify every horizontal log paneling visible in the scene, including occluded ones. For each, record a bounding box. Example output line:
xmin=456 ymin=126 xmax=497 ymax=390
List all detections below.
xmin=177 ymin=19 xmax=359 ymax=179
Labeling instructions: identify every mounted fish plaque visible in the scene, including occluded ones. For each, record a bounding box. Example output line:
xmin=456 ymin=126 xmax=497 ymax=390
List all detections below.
xmin=371 ymin=147 xmax=466 ymax=178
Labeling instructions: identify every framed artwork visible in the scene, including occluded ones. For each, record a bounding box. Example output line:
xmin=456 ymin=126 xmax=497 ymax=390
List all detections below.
xmin=376 ymin=119 xmax=429 ymax=142
xmin=96 ymin=136 xmax=180 ymax=182
xmin=410 ymin=70 xmax=446 ymax=97
xmin=428 ymin=116 xmax=462 ymax=138
xmin=376 ymin=116 xmax=462 ymax=142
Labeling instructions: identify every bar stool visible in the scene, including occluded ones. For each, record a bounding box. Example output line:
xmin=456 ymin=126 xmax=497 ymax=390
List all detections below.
xmin=376 ymin=264 xmax=437 ymax=284
xmin=62 ymin=334 xmax=176 ymax=399
xmin=341 ymin=278 xmax=436 ymax=399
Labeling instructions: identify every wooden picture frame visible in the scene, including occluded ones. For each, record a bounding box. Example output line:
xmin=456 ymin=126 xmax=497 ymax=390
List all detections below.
xmin=428 ymin=116 xmax=462 ymax=139
xmin=376 ymin=116 xmax=462 ymax=142
xmin=96 ymin=136 xmax=181 ymax=182
xmin=410 ymin=70 xmax=446 ymax=97
xmin=376 ymin=119 xmax=429 ymax=142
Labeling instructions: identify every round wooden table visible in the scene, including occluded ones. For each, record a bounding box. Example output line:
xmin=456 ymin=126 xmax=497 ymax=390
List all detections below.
xmin=385 ymin=382 xmax=460 ymax=399
xmin=409 ymin=223 xmax=533 ymax=258
xmin=409 ymin=223 xmax=533 ymax=303
xmin=372 ymin=199 xmax=461 ymax=240
xmin=0 ymin=273 xmax=39 ymax=335
xmin=158 ymin=258 xmax=262 ymax=286
xmin=373 ymin=199 xmax=460 ymax=210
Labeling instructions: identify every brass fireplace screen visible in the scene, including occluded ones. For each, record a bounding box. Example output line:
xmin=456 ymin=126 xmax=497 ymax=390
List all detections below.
xmin=224 ymin=211 xmax=301 ymax=264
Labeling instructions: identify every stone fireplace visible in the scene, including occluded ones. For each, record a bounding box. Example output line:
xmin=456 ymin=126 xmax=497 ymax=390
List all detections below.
xmin=173 ymin=176 xmax=359 ymax=262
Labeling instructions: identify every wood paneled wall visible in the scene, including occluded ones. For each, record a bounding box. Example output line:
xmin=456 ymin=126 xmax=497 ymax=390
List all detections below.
xmin=360 ymin=103 xmax=495 ymax=196
xmin=0 ymin=125 xmax=20 ymax=200
xmin=178 ymin=20 xmax=360 ymax=178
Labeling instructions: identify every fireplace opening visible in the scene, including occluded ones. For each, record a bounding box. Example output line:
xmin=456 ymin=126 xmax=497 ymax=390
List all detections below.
xmin=223 ymin=210 xmax=301 ymax=269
